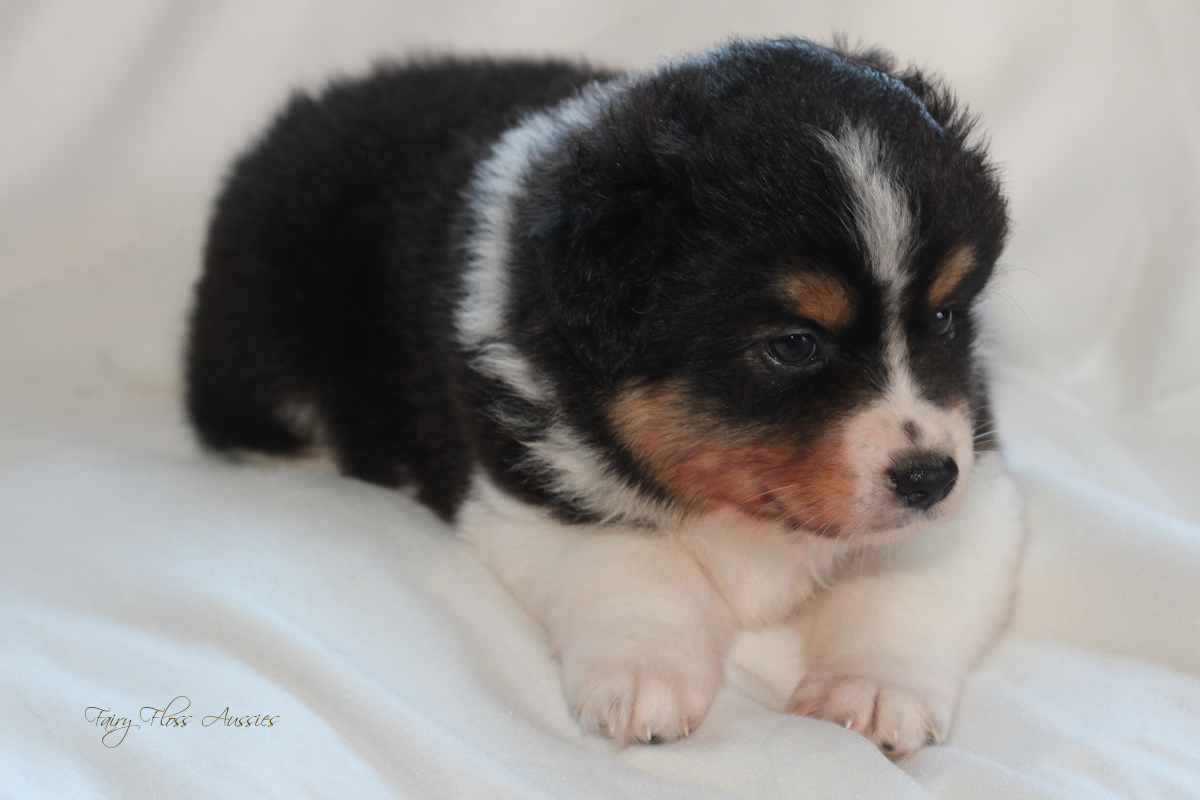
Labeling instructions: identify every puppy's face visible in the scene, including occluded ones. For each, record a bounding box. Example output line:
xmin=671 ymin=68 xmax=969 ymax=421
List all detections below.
xmin=607 ymin=243 xmax=987 ymax=538
xmin=526 ymin=40 xmax=1007 ymax=537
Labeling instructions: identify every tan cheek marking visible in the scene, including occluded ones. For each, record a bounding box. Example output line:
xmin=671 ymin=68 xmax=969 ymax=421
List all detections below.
xmin=755 ymin=435 xmax=859 ymax=534
xmin=780 ymin=273 xmax=854 ymax=330
xmin=607 ymin=380 xmax=859 ymax=534
xmin=928 ymin=246 xmax=977 ymax=308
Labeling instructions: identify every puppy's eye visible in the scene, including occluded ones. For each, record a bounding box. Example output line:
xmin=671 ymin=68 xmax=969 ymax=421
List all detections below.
xmin=932 ymin=309 xmax=953 ymax=336
xmin=766 ymin=333 xmax=818 ymax=365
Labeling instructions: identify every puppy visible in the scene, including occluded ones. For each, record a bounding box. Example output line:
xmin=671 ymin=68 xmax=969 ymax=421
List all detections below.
xmin=187 ymin=38 xmax=1024 ymax=756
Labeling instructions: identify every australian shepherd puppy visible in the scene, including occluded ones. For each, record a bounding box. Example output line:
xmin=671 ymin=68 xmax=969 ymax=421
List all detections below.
xmin=186 ymin=38 xmax=1023 ymax=756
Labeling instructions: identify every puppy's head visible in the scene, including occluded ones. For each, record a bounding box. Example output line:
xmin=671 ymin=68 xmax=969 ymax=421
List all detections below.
xmin=520 ymin=39 xmax=1007 ymax=537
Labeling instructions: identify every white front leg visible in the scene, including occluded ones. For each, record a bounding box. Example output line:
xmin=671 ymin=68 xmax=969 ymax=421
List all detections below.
xmin=789 ymin=451 xmax=1024 ymax=756
xmin=459 ymin=477 xmax=735 ymax=745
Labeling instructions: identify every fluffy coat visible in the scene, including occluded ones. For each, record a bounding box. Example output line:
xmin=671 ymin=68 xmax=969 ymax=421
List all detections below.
xmin=187 ymin=38 xmax=1023 ymax=755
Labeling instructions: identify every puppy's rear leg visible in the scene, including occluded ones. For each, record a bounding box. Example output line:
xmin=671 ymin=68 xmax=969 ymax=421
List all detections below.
xmin=186 ymin=369 xmax=309 ymax=456
xmin=186 ymin=283 xmax=311 ymax=457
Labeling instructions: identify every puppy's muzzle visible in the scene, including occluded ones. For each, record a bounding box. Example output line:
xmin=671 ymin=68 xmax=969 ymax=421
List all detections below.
xmin=889 ymin=456 xmax=958 ymax=511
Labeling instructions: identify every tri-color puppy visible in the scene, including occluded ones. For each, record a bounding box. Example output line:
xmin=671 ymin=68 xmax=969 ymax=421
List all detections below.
xmin=187 ymin=38 xmax=1024 ymax=756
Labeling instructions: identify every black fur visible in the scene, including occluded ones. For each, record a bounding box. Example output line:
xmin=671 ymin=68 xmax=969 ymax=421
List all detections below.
xmin=186 ymin=38 xmax=1007 ymax=524
xmin=188 ymin=59 xmax=612 ymax=518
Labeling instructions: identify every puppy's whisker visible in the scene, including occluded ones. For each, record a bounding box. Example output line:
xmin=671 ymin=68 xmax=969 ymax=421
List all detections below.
xmin=776 ymin=503 xmax=837 ymax=533
xmin=772 ymin=506 xmax=819 ymax=530
xmin=736 ymin=481 xmax=806 ymax=510
xmin=756 ymin=484 xmax=813 ymax=510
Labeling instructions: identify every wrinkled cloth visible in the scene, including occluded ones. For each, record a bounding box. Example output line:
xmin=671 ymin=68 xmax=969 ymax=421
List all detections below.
xmin=2 ymin=1 xmax=1198 ymax=797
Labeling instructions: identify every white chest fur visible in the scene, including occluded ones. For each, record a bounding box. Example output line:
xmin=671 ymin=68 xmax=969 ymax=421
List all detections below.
xmin=457 ymin=452 xmax=1022 ymax=751
xmin=669 ymin=509 xmax=859 ymax=629
xmin=457 ymin=474 xmax=855 ymax=631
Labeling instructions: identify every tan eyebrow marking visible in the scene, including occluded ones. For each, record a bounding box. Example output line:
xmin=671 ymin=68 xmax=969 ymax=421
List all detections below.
xmin=928 ymin=246 xmax=977 ymax=308
xmin=779 ymin=273 xmax=854 ymax=330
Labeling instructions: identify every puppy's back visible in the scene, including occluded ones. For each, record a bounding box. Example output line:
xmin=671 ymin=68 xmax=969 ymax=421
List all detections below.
xmin=186 ymin=58 xmax=609 ymax=517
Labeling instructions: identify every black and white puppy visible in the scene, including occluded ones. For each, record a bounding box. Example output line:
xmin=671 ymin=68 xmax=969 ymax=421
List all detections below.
xmin=187 ymin=38 xmax=1023 ymax=756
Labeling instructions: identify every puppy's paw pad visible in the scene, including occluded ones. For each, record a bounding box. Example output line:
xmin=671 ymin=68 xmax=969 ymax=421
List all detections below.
xmin=789 ymin=675 xmax=945 ymax=758
xmin=567 ymin=659 xmax=719 ymax=746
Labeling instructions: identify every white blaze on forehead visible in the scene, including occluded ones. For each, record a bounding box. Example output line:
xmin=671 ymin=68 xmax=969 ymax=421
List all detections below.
xmin=818 ymin=125 xmax=913 ymax=289
xmin=822 ymin=124 xmax=974 ymax=509
xmin=820 ymin=123 xmax=917 ymax=398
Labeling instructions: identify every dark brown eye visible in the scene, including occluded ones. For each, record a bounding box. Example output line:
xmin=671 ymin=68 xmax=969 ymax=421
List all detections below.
xmin=932 ymin=309 xmax=953 ymax=336
xmin=766 ymin=333 xmax=818 ymax=365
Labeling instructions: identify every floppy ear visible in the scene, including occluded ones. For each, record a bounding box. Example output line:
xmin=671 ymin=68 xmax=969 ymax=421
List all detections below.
xmin=527 ymin=124 xmax=687 ymax=387
xmin=827 ymin=39 xmax=965 ymax=136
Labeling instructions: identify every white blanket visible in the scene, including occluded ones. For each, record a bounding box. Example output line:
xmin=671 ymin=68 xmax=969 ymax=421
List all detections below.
xmin=2 ymin=2 xmax=1198 ymax=797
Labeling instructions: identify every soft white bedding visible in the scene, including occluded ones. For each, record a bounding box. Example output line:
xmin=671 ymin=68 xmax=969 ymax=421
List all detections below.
xmin=2 ymin=1 xmax=1198 ymax=797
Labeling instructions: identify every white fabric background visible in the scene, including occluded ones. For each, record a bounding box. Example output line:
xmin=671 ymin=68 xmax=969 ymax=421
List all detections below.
xmin=2 ymin=1 xmax=1199 ymax=797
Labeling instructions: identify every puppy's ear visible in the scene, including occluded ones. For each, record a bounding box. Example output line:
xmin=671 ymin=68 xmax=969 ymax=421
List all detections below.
xmin=827 ymin=39 xmax=966 ymax=138
xmin=527 ymin=119 xmax=688 ymax=386
xmin=889 ymin=69 xmax=965 ymax=135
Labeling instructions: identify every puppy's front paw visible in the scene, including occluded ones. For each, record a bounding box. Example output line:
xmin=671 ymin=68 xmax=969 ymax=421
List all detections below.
xmin=789 ymin=676 xmax=949 ymax=758
xmin=565 ymin=651 xmax=721 ymax=746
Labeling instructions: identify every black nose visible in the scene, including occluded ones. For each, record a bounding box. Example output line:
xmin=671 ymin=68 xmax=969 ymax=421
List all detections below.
xmin=889 ymin=457 xmax=959 ymax=511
